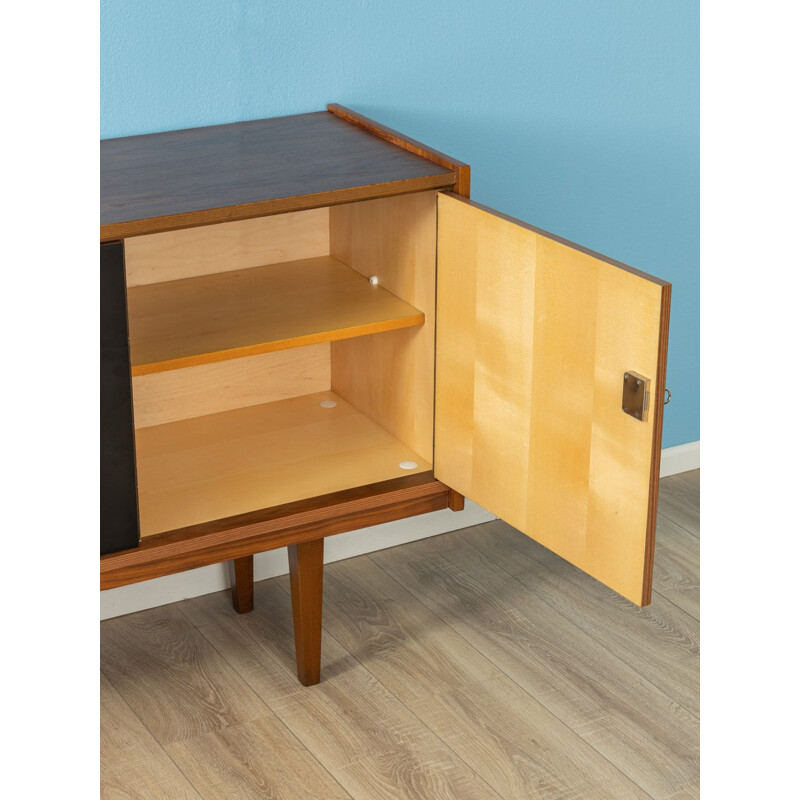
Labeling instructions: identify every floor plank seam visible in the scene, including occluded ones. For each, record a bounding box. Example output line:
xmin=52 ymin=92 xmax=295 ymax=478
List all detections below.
xmin=652 ymin=587 xmax=700 ymax=624
xmin=179 ymin=604 xmax=358 ymax=800
xmin=454 ymin=535 xmax=701 ymax=724
xmin=357 ymin=552 xmax=660 ymax=798
xmin=657 ymin=508 xmax=700 ymax=540
xmin=656 ymin=473 xmax=700 ymax=539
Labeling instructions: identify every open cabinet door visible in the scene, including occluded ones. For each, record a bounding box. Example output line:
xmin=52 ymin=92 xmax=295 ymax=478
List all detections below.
xmin=434 ymin=192 xmax=670 ymax=606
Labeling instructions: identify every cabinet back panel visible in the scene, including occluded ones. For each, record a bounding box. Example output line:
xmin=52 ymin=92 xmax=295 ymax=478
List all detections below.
xmin=132 ymin=344 xmax=331 ymax=428
xmin=124 ymin=208 xmax=329 ymax=287
xmin=330 ymin=192 xmax=436 ymax=462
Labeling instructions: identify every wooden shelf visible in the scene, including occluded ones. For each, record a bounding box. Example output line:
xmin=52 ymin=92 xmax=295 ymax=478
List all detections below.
xmin=128 ymin=256 xmax=424 ymax=376
xmin=134 ymin=391 xmax=431 ymax=537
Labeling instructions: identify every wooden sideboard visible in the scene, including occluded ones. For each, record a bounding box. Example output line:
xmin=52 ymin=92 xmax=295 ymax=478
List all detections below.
xmin=100 ymin=104 xmax=670 ymax=686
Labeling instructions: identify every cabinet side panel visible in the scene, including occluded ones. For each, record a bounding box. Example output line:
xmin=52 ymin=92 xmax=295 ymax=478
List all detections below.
xmin=330 ymin=192 xmax=437 ymax=462
xmin=101 ymin=242 xmax=140 ymax=555
xmin=124 ymin=208 xmax=329 ymax=287
xmin=435 ymin=193 xmax=667 ymax=605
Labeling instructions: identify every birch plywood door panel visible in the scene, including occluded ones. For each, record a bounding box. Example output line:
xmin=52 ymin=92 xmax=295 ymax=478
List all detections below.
xmin=435 ymin=192 xmax=670 ymax=605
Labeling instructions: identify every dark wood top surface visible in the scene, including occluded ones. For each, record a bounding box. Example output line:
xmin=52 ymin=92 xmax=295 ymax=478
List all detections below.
xmin=101 ymin=111 xmax=456 ymax=240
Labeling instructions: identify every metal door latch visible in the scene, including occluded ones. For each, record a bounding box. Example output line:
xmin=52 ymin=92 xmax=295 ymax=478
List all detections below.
xmin=622 ymin=371 xmax=650 ymax=421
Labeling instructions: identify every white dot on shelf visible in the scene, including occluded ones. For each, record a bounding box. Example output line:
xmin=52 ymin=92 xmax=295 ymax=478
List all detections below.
xmin=369 ymin=275 xmax=379 ymax=285
xmin=398 ymin=460 xmax=418 ymax=470
xmin=320 ymin=400 xmax=337 ymax=408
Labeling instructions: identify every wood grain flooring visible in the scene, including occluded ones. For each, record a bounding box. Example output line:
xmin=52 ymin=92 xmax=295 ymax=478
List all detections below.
xmin=101 ymin=470 xmax=700 ymax=799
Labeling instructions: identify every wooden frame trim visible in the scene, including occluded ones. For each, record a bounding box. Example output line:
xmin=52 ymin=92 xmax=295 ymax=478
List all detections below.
xmin=640 ymin=283 xmax=672 ymax=604
xmin=328 ymin=104 xmax=471 ymax=197
xmin=100 ymin=174 xmax=455 ymax=242
xmin=100 ymin=472 xmax=450 ymax=589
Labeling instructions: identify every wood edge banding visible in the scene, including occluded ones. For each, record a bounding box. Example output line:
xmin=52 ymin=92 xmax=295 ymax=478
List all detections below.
xmin=640 ymin=283 xmax=672 ymax=606
xmin=327 ymin=104 xmax=470 ymax=197
xmin=101 ymin=174 xmax=455 ymax=242
xmin=439 ymin=192 xmax=670 ymax=287
xmin=130 ymin=312 xmax=426 ymax=377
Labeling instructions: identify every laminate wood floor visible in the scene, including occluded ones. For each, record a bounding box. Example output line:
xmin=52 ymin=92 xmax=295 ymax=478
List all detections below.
xmin=101 ymin=469 xmax=700 ymax=799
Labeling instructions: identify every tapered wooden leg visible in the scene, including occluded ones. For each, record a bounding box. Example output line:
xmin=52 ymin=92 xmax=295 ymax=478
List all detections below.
xmin=288 ymin=539 xmax=324 ymax=686
xmin=448 ymin=489 xmax=465 ymax=511
xmin=228 ymin=556 xmax=254 ymax=614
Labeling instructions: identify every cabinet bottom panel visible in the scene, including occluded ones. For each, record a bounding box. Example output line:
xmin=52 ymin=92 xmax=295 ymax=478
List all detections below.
xmin=100 ymin=470 xmax=449 ymax=590
xmin=134 ymin=390 xmax=431 ymax=537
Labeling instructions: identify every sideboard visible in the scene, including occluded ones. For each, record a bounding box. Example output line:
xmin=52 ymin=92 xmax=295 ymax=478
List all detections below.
xmin=100 ymin=104 xmax=670 ymax=686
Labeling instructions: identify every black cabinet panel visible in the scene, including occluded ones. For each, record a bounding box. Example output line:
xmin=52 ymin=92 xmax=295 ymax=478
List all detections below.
xmin=100 ymin=242 xmax=140 ymax=555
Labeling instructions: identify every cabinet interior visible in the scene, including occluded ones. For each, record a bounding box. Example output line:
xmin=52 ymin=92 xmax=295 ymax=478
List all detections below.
xmin=126 ymin=191 xmax=437 ymax=538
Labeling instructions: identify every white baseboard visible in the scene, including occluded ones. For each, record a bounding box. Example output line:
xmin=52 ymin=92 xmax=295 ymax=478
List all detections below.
xmin=102 ymin=441 xmax=700 ymax=620
xmin=660 ymin=441 xmax=700 ymax=477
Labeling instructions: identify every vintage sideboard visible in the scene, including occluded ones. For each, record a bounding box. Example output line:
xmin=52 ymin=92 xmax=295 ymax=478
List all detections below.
xmin=100 ymin=104 xmax=670 ymax=686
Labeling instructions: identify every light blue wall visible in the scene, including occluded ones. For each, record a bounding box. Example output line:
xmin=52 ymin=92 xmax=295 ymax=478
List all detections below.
xmin=102 ymin=0 xmax=698 ymax=448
